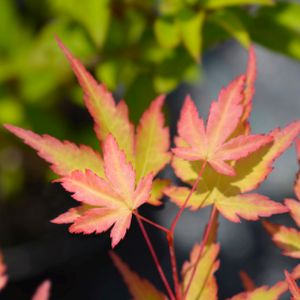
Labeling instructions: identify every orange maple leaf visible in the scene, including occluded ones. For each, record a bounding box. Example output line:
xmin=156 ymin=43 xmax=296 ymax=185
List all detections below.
xmin=111 ymin=237 xmax=220 ymax=300
xmin=181 ymin=242 xmax=220 ymax=300
xmin=53 ymin=135 xmax=153 ymax=247
xmin=264 ymin=139 xmax=300 ymax=258
xmin=110 ymin=252 xmax=167 ymax=300
xmin=172 ymin=76 xmax=272 ymax=176
xmin=166 ymin=47 xmax=297 ymax=222
xmin=230 ymin=264 xmax=300 ymax=300
xmin=5 ymin=39 xmax=171 ymax=246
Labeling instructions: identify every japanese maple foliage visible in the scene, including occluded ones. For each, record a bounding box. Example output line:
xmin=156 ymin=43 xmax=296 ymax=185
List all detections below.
xmin=55 ymin=134 xmax=154 ymax=247
xmin=264 ymin=139 xmax=300 ymax=258
xmin=166 ymin=47 xmax=299 ymax=222
xmin=229 ymin=264 xmax=300 ymax=300
xmin=3 ymin=38 xmax=300 ymax=300
xmin=111 ymin=214 xmax=220 ymax=300
xmin=4 ymin=38 xmax=171 ymax=248
xmin=172 ymin=77 xmax=272 ymax=176
xmin=110 ymin=252 xmax=167 ymax=300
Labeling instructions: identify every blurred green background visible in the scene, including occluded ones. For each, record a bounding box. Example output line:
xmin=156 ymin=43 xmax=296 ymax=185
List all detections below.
xmin=1 ymin=0 xmax=300 ymax=236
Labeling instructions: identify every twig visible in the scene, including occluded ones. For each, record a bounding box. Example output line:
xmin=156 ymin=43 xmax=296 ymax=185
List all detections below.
xmin=136 ymin=215 xmax=175 ymax=300
xmin=167 ymin=232 xmax=181 ymax=299
xmin=170 ymin=160 xmax=207 ymax=234
xmin=134 ymin=212 xmax=170 ymax=234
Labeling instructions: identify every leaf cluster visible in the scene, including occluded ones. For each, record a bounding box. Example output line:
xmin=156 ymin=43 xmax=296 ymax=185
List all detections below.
xmin=3 ymin=38 xmax=300 ymax=299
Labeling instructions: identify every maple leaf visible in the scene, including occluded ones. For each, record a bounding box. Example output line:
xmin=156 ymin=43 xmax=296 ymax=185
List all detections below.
xmin=263 ymin=139 xmax=300 ymax=258
xmin=285 ymin=138 xmax=300 ymax=227
xmin=32 ymin=280 xmax=51 ymax=300
xmin=5 ymin=38 xmax=171 ymax=243
xmin=135 ymin=95 xmax=170 ymax=182
xmin=230 ymin=264 xmax=300 ymax=300
xmin=110 ymin=252 xmax=167 ymax=300
xmin=0 ymin=253 xmax=8 ymax=291
xmin=263 ymin=221 xmax=300 ymax=259
xmin=179 ymin=213 xmax=219 ymax=300
xmin=5 ymin=38 xmax=170 ymax=208
xmin=166 ymin=47 xmax=299 ymax=222
xmin=233 ymin=46 xmax=256 ymax=136
xmin=110 ymin=206 xmax=219 ymax=300
xmin=3 ymin=124 xmax=105 ymax=178
xmin=56 ymin=38 xmax=170 ymax=178
xmin=286 ymin=197 xmax=300 ymax=228
xmin=294 ymin=139 xmax=300 ymax=201
xmin=182 ymin=242 xmax=220 ymax=300
xmin=56 ymin=38 xmax=135 ymax=165
xmin=54 ymin=135 xmax=153 ymax=247
xmin=172 ymin=75 xmax=272 ymax=176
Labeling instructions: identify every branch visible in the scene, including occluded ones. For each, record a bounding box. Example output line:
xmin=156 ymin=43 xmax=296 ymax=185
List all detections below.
xmin=136 ymin=216 xmax=175 ymax=300
xmin=170 ymin=160 xmax=207 ymax=234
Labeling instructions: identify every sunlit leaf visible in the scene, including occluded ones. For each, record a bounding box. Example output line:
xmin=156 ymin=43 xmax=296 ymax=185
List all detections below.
xmin=182 ymin=242 xmax=220 ymax=300
xmin=18 ymin=19 xmax=93 ymax=102
xmin=255 ymin=2 xmax=300 ymax=34
xmin=230 ymin=283 xmax=287 ymax=300
xmin=110 ymin=252 xmax=167 ymax=300
xmin=294 ymin=139 xmax=300 ymax=200
xmin=4 ymin=124 xmax=105 ymax=178
xmin=263 ymin=139 xmax=300 ymax=259
xmin=177 ymin=9 xmax=205 ymax=61
xmin=51 ymin=0 xmax=110 ymax=47
xmin=159 ymin=0 xmax=184 ymax=16
xmin=0 ymin=97 xmax=24 ymax=124
xmin=230 ymin=264 xmax=300 ymax=300
xmin=54 ymin=135 xmax=153 ymax=248
xmin=96 ymin=59 xmax=119 ymax=90
xmin=167 ymin=48 xmax=295 ymax=222
xmin=209 ymin=10 xmax=250 ymax=48
xmin=238 ymin=4 xmax=300 ymax=60
xmin=201 ymin=0 xmax=273 ymax=9
xmin=263 ymin=221 xmax=300 ymax=259
xmin=149 ymin=179 xmax=170 ymax=206
xmin=57 ymin=38 xmax=135 ymax=163
xmin=154 ymin=17 xmax=181 ymax=49
xmin=6 ymin=40 xmax=171 ymax=211
xmin=135 ymin=95 xmax=171 ymax=181
xmin=172 ymin=77 xmax=272 ymax=176
xmin=285 ymin=199 xmax=300 ymax=227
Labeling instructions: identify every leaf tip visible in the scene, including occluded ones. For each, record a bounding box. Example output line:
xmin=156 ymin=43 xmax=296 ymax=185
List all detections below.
xmin=3 ymin=123 xmax=18 ymax=134
xmin=55 ymin=36 xmax=71 ymax=59
xmin=32 ymin=279 xmax=51 ymax=300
